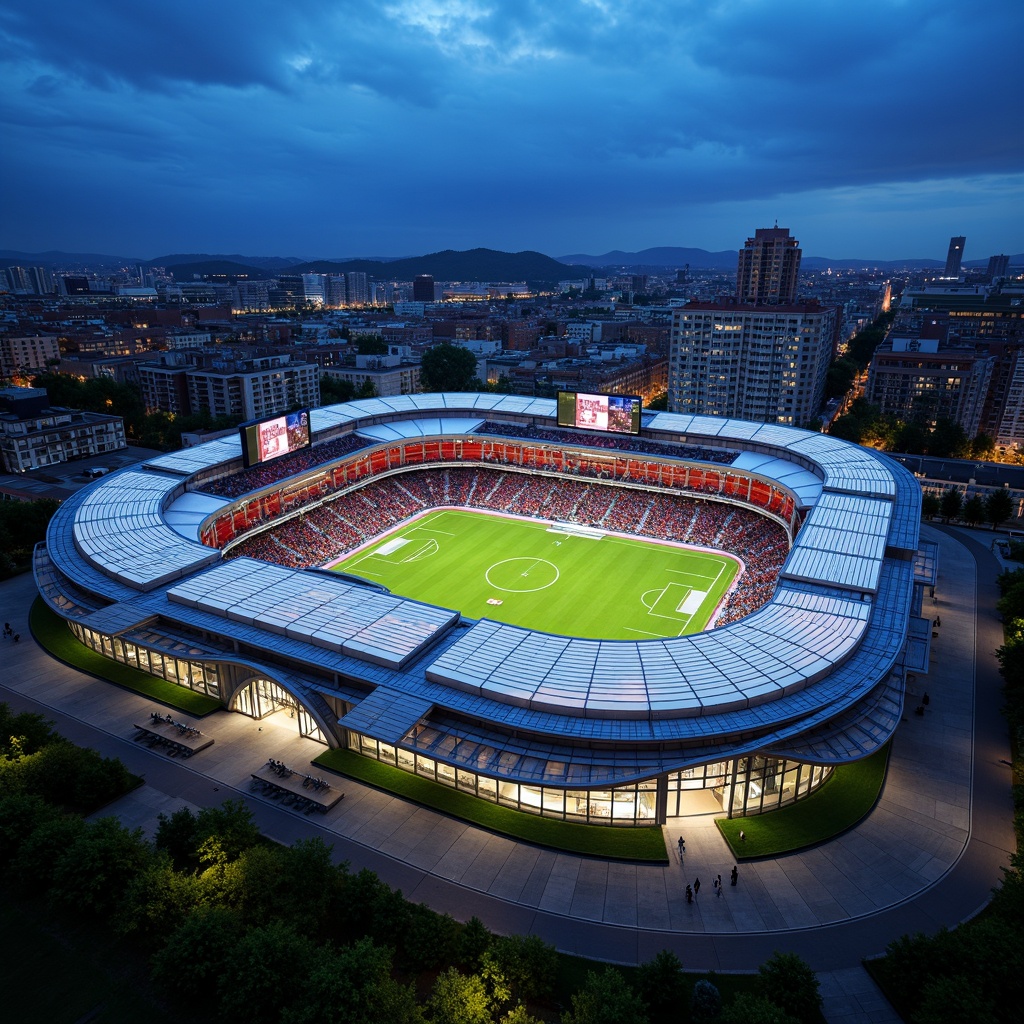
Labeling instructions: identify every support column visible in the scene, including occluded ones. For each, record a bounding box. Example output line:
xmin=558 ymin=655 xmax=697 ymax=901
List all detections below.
xmin=655 ymin=773 xmax=669 ymax=824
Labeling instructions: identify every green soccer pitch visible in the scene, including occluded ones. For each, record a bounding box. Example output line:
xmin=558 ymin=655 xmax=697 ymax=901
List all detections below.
xmin=330 ymin=509 xmax=740 ymax=640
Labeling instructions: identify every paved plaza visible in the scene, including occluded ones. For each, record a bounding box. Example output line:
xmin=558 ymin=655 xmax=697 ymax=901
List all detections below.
xmin=0 ymin=525 xmax=1014 ymax=1023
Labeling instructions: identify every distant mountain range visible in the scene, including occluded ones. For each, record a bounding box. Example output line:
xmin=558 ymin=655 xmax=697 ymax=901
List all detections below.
xmin=560 ymin=246 xmax=1024 ymax=271
xmin=2 ymin=245 xmax=1021 ymax=280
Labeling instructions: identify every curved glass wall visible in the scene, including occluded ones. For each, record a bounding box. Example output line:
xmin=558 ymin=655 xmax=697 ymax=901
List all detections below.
xmin=352 ymin=733 xmax=832 ymax=826
xmin=71 ymin=621 xmax=221 ymax=700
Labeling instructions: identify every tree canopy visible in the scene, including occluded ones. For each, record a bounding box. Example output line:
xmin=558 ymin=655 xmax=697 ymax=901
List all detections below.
xmin=419 ymin=343 xmax=480 ymax=393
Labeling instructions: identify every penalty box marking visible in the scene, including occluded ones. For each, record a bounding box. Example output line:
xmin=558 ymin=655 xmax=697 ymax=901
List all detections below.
xmin=646 ymin=582 xmax=708 ymax=621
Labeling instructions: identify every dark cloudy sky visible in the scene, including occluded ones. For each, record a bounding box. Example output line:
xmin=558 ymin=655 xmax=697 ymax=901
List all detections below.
xmin=2 ymin=1 xmax=1022 ymax=262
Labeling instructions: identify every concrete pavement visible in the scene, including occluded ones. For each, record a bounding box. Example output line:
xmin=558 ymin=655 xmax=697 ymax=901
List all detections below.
xmin=0 ymin=524 xmax=1014 ymax=1023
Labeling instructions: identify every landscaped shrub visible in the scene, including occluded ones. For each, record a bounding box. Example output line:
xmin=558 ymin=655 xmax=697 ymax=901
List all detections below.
xmin=691 ymin=977 xmax=721 ymax=1023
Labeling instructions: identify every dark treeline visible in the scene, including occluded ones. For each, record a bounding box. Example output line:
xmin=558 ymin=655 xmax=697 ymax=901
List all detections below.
xmin=868 ymin=574 xmax=1024 ymax=1024
xmin=0 ymin=702 xmax=824 ymax=1024
xmin=0 ymin=498 xmax=60 ymax=578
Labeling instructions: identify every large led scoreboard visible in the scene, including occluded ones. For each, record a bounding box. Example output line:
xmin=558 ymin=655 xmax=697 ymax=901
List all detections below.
xmin=557 ymin=390 xmax=642 ymax=436
xmin=239 ymin=409 xmax=311 ymax=468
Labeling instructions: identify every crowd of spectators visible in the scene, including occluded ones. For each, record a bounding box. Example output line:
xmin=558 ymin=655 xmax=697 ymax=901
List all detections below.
xmin=202 ymin=434 xmax=371 ymax=500
xmin=227 ymin=467 xmax=789 ymax=623
xmin=478 ymin=421 xmax=738 ymax=464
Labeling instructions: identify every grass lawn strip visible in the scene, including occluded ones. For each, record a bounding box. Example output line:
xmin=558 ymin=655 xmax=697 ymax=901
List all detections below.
xmin=314 ymin=747 xmax=669 ymax=863
xmin=30 ymin=598 xmax=221 ymax=716
xmin=716 ymin=744 xmax=890 ymax=858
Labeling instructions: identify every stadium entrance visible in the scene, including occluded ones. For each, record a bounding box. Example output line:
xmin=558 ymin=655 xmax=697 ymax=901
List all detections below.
xmin=231 ymin=678 xmax=326 ymax=743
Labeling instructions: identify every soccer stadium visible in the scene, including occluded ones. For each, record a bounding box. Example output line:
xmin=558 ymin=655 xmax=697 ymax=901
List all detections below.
xmin=34 ymin=393 xmax=930 ymax=826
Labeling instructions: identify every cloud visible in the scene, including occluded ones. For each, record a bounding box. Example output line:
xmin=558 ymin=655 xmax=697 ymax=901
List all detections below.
xmin=0 ymin=1 xmax=1021 ymax=258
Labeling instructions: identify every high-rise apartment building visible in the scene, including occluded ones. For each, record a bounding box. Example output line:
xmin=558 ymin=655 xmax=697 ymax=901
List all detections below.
xmin=736 ymin=227 xmax=801 ymax=305
xmin=668 ymin=227 xmax=836 ymax=425
xmin=943 ymin=236 xmax=966 ymax=279
xmin=668 ymin=303 xmax=836 ymax=426
xmin=345 ymin=272 xmax=369 ymax=305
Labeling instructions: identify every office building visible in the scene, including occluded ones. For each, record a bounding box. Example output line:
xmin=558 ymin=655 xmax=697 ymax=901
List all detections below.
xmin=412 ymin=275 xmax=435 ymax=303
xmin=943 ymin=236 xmax=966 ymax=279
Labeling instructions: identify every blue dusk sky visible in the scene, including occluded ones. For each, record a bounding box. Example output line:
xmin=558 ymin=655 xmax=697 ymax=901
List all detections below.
xmin=1 ymin=0 xmax=1022 ymax=262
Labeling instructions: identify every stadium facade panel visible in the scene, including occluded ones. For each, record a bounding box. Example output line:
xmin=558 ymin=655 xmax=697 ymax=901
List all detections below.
xmin=36 ymin=394 xmax=924 ymax=825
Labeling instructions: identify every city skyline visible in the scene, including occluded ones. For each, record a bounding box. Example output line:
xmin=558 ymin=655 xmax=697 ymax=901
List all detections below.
xmin=2 ymin=1 xmax=1022 ymax=261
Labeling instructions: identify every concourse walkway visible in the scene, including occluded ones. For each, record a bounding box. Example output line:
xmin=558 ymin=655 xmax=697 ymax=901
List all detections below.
xmin=0 ymin=525 xmax=1014 ymax=1024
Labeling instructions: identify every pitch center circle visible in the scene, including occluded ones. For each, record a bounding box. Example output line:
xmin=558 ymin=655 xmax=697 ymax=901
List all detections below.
xmin=485 ymin=557 xmax=560 ymax=593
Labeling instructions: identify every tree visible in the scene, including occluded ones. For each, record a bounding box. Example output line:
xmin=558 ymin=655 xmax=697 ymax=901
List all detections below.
xmin=419 ymin=343 xmax=479 ymax=393
xmin=281 ymin=937 xmax=422 ymax=1024
xmin=824 ymin=358 xmax=857 ymax=400
xmin=985 ymin=489 xmax=1015 ymax=531
xmin=151 ymin=906 xmax=243 ymax=1000
xmin=218 ymin=920 xmax=316 ymax=1024
xmin=996 ymin=568 xmax=1024 ymax=622
xmin=11 ymin=812 xmax=87 ymax=894
xmin=458 ymin=915 xmax=493 ymax=969
xmin=968 ymin=432 xmax=995 ymax=460
xmin=720 ymin=993 xmax=799 ymax=1024
xmin=426 ymin=968 xmax=493 ymax=1024
xmin=155 ymin=805 xmax=201 ymax=870
xmin=0 ymin=703 xmax=57 ymax=757
xmin=939 ymin=488 xmax=963 ymax=523
xmin=402 ymin=903 xmax=461 ymax=972
xmin=480 ymin=933 xmax=557 ymax=1008
xmin=962 ymin=495 xmax=986 ymax=526
xmin=634 ymin=950 xmax=685 ymax=1021
xmin=50 ymin=816 xmax=151 ymax=918
xmin=0 ymin=792 xmax=61 ymax=866
xmin=194 ymin=799 xmax=260 ymax=866
xmin=561 ymin=968 xmax=648 ymax=1024
xmin=755 ymin=951 xmax=821 ymax=1024
xmin=914 ymin=974 xmax=1000 ymax=1024
xmin=928 ymin=418 xmax=968 ymax=458
xmin=921 ymin=493 xmax=941 ymax=520
xmin=320 ymin=373 xmax=357 ymax=405
xmin=353 ymin=333 xmax=388 ymax=355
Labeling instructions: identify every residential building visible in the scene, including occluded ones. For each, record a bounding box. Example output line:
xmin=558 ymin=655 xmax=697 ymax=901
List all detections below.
xmin=866 ymin=331 xmax=992 ymax=436
xmin=736 ymin=227 xmax=801 ymax=305
xmin=669 ymin=302 xmax=837 ymax=425
xmin=0 ymin=334 xmax=60 ymax=376
xmin=321 ymin=360 xmax=420 ymax=398
xmin=0 ymin=386 xmax=125 ymax=473
xmin=138 ymin=351 xmax=319 ymax=420
xmin=186 ymin=354 xmax=320 ymax=421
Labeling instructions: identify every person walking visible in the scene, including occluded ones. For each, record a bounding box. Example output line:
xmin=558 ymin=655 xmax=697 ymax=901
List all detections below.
xmin=693 ymin=877 xmax=700 ymax=897
xmin=731 ymin=865 xmax=738 ymax=886
xmin=712 ymin=877 xmax=720 ymax=896
xmin=716 ymin=873 xmax=723 ymax=896
xmin=677 ymin=835 xmax=685 ymax=858
xmin=685 ymin=883 xmax=693 ymax=904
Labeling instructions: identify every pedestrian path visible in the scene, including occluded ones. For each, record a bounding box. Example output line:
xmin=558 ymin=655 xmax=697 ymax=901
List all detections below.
xmin=0 ymin=525 xmax=1014 ymax=1023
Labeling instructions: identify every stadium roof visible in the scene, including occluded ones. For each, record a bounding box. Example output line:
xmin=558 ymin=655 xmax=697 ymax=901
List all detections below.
xmin=38 ymin=394 xmax=923 ymax=786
